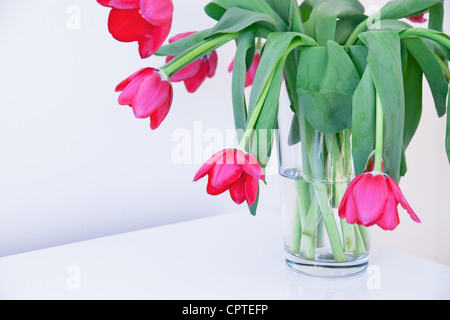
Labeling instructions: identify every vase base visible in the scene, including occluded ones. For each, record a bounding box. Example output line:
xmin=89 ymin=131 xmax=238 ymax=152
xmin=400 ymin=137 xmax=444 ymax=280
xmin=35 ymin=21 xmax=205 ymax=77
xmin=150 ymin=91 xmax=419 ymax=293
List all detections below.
xmin=285 ymin=251 xmax=369 ymax=278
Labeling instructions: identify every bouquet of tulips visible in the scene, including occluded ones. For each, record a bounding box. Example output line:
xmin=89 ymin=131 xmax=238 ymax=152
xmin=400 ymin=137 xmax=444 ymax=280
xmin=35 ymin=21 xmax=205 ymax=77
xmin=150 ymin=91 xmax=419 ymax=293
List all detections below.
xmin=97 ymin=0 xmax=450 ymax=252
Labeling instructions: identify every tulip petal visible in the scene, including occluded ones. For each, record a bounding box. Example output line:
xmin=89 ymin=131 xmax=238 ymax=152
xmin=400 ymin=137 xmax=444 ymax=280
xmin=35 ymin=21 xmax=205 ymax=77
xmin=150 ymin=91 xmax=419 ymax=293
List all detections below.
xmin=386 ymin=176 xmax=421 ymax=223
xmin=352 ymin=173 xmax=388 ymax=226
xmin=407 ymin=14 xmax=427 ymax=24
xmin=149 ymin=86 xmax=173 ymax=130
xmin=229 ymin=178 xmax=246 ymax=205
xmin=244 ymin=175 xmax=259 ymax=206
xmin=138 ymin=18 xmax=172 ymax=59
xmin=228 ymin=60 xmax=234 ymax=73
xmin=375 ymin=193 xmax=400 ymax=231
xmin=343 ymin=191 xmax=360 ymax=225
xmin=140 ymin=0 xmax=174 ymax=26
xmin=117 ymin=69 xmax=155 ymax=105
xmin=245 ymin=53 xmax=260 ymax=87
xmin=206 ymin=175 xmax=229 ymax=196
xmin=243 ymin=153 xmax=264 ymax=180
xmin=339 ymin=175 xmax=365 ymax=224
xmin=97 ymin=0 xmax=139 ymax=9
xmin=346 ymin=197 xmax=361 ymax=225
xmin=183 ymin=61 xmax=208 ymax=93
xmin=338 ymin=192 xmax=349 ymax=220
xmin=108 ymin=8 xmax=152 ymax=43
xmin=211 ymin=163 xmax=243 ymax=189
xmin=132 ymin=73 xmax=170 ymax=118
xmin=115 ymin=67 xmax=153 ymax=92
xmin=169 ymin=58 xmax=203 ymax=82
xmin=193 ymin=150 xmax=227 ymax=182
xmin=210 ymin=149 xmax=243 ymax=188
xmin=207 ymin=51 xmax=218 ymax=78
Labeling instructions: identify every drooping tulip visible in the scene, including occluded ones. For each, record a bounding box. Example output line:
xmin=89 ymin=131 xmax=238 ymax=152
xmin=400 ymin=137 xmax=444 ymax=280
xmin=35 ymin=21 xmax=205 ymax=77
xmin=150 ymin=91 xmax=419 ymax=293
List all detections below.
xmin=407 ymin=13 xmax=428 ymax=23
xmin=338 ymin=172 xmax=421 ymax=231
xmin=165 ymin=32 xmax=219 ymax=93
xmin=193 ymin=149 xmax=265 ymax=206
xmin=115 ymin=68 xmax=173 ymax=130
xmin=228 ymin=52 xmax=261 ymax=88
xmin=97 ymin=0 xmax=174 ymax=59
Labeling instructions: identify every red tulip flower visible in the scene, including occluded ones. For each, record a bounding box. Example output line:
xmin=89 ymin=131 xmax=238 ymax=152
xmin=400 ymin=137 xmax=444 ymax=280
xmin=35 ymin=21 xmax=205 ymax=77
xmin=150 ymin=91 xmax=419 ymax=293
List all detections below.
xmin=407 ymin=13 xmax=428 ymax=23
xmin=228 ymin=52 xmax=261 ymax=88
xmin=116 ymin=68 xmax=173 ymax=130
xmin=339 ymin=172 xmax=421 ymax=231
xmin=97 ymin=0 xmax=174 ymax=59
xmin=194 ymin=149 xmax=265 ymax=206
xmin=165 ymin=32 xmax=219 ymax=93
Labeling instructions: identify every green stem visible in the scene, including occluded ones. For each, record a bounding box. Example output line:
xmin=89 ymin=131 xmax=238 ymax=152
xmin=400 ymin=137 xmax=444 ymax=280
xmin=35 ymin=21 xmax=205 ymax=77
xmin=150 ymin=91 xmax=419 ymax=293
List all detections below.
xmin=358 ymin=225 xmax=371 ymax=251
xmin=435 ymin=53 xmax=450 ymax=79
xmin=374 ymin=93 xmax=384 ymax=173
xmin=256 ymin=37 xmax=262 ymax=50
xmin=345 ymin=18 xmax=369 ymax=47
xmin=290 ymin=181 xmax=311 ymax=254
xmin=302 ymin=196 xmax=320 ymax=237
xmin=283 ymin=59 xmax=315 ymax=257
xmin=354 ymin=226 xmax=367 ymax=255
xmin=238 ymin=39 xmax=308 ymax=151
xmin=400 ymin=28 xmax=450 ymax=50
xmin=316 ymin=217 xmax=326 ymax=248
xmin=327 ymin=133 xmax=358 ymax=254
xmin=313 ymin=182 xmax=346 ymax=262
xmin=290 ymin=198 xmax=302 ymax=255
xmin=238 ymin=67 xmax=277 ymax=150
xmin=162 ymin=33 xmax=239 ymax=77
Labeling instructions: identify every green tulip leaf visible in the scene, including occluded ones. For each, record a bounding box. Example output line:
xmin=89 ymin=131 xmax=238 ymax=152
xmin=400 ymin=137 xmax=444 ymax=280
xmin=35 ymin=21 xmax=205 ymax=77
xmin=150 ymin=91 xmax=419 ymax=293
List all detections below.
xmin=208 ymin=7 xmax=282 ymax=37
xmin=249 ymin=59 xmax=284 ymax=168
xmin=155 ymin=30 xmax=211 ymax=57
xmin=379 ymin=0 xmax=442 ymax=20
xmin=298 ymin=41 xmax=360 ymax=134
xmin=403 ymin=37 xmax=448 ymax=118
xmin=352 ymin=67 xmax=376 ymax=176
xmin=359 ymin=30 xmax=405 ymax=183
xmin=428 ymin=1 xmax=444 ymax=32
xmin=288 ymin=0 xmax=304 ymax=33
xmin=403 ymin=50 xmax=423 ymax=149
xmin=446 ymin=86 xmax=450 ymax=165
xmin=204 ymin=0 xmax=275 ymax=20
xmin=304 ymin=0 xmax=365 ymax=46
xmin=335 ymin=14 xmax=367 ymax=45
xmin=377 ymin=19 xmax=412 ymax=31
xmin=265 ymin=0 xmax=292 ymax=26
xmin=299 ymin=1 xmax=313 ymax=22
xmin=231 ymin=31 xmax=255 ymax=141
xmin=347 ymin=45 xmax=368 ymax=77
xmin=204 ymin=2 xmax=226 ymax=21
xmin=288 ymin=114 xmax=301 ymax=146
xmin=204 ymin=0 xmax=287 ymax=30
xmin=249 ymin=32 xmax=316 ymax=116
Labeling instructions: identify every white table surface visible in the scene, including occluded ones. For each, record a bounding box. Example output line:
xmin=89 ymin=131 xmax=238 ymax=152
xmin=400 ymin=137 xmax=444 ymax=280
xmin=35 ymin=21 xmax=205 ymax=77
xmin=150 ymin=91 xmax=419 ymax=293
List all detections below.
xmin=0 ymin=211 xmax=449 ymax=300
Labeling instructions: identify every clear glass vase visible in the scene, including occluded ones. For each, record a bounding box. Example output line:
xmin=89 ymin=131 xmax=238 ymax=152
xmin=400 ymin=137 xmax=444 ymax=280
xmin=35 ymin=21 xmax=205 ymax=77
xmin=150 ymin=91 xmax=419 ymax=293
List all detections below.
xmin=277 ymin=93 xmax=370 ymax=278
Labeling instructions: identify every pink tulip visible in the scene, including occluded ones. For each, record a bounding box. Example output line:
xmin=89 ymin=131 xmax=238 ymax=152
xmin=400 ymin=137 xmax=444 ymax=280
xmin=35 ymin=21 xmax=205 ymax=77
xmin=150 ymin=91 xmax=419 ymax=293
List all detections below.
xmin=97 ymin=0 xmax=173 ymax=59
xmin=407 ymin=13 xmax=428 ymax=23
xmin=339 ymin=172 xmax=421 ymax=231
xmin=115 ymin=68 xmax=173 ymax=130
xmin=193 ymin=149 xmax=265 ymax=206
xmin=165 ymin=32 xmax=218 ymax=93
xmin=228 ymin=52 xmax=261 ymax=88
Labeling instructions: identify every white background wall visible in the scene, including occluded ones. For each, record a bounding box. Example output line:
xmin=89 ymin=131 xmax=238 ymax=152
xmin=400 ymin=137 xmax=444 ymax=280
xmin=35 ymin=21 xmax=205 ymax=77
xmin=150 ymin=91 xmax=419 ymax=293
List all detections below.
xmin=0 ymin=0 xmax=449 ymax=266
